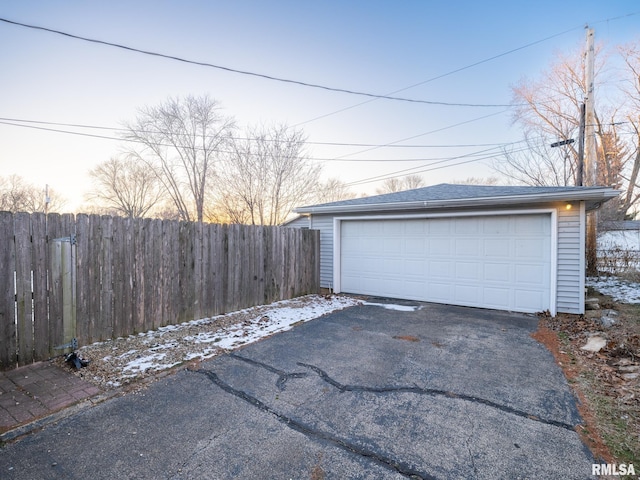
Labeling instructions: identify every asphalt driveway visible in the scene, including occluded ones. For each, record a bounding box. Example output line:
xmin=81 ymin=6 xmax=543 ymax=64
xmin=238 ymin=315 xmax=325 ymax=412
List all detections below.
xmin=1 ymin=299 xmax=595 ymax=479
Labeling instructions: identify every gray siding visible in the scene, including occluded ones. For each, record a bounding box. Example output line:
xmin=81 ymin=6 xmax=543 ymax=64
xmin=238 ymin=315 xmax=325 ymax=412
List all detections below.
xmin=283 ymin=216 xmax=310 ymax=228
xmin=290 ymin=204 xmax=585 ymax=315
xmin=310 ymin=215 xmax=335 ymax=289
xmin=556 ymin=204 xmax=584 ymax=314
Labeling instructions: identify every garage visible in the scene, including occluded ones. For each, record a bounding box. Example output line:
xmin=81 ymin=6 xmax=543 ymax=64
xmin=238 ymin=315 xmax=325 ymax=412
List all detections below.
xmin=291 ymin=183 xmax=620 ymax=315
xmin=338 ymin=214 xmax=553 ymax=313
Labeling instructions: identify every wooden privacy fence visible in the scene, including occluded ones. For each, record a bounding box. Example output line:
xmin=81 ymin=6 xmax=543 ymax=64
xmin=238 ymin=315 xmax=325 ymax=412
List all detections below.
xmin=0 ymin=212 xmax=320 ymax=370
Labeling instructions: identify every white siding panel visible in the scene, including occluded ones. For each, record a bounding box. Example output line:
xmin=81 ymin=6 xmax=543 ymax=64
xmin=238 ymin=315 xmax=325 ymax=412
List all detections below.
xmin=309 ymin=215 xmax=335 ymax=289
xmin=556 ymin=205 xmax=584 ymax=314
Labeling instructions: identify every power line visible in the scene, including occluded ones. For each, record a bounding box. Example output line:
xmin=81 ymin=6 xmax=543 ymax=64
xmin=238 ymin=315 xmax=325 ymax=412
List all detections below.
xmin=0 ymin=17 xmax=513 ymax=108
xmin=344 ymin=146 xmax=533 ymax=187
xmin=295 ymin=25 xmax=586 ymax=127
xmin=334 ymin=110 xmax=509 ymax=160
xmin=0 ymin=116 xmax=520 ymax=150
xmin=0 ymin=119 xmax=527 ymax=163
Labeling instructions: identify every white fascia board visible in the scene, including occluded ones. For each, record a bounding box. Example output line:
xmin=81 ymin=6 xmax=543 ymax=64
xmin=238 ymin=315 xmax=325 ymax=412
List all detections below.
xmin=296 ymin=188 xmax=620 ymax=215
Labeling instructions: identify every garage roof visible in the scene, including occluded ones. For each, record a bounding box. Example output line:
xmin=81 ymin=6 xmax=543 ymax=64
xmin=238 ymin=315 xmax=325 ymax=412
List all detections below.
xmin=295 ymin=183 xmax=620 ymax=214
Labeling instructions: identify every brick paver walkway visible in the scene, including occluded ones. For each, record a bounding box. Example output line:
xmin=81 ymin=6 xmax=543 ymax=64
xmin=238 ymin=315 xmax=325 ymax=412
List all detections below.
xmin=0 ymin=362 xmax=100 ymax=434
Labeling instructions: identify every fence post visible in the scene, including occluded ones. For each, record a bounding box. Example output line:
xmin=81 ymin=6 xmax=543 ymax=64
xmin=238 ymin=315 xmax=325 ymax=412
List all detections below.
xmin=50 ymin=236 xmax=77 ymax=353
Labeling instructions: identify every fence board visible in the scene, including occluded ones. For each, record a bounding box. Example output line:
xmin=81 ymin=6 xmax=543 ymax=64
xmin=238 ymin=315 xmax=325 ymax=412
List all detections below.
xmin=100 ymin=216 xmax=114 ymax=341
xmin=122 ymin=217 xmax=135 ymax=337
xmin=133 ymin=218 xmax=147 ymax=334
xmin=75 ymin=214 xmax=90 ymax=345
xmin=0 ymin=212 xmax=16 ymax=369
xmin=178 ymin=221 xmax=195 ymax=323
xmin=31 ymin=213 xmax=48 ymax=360
xmin=87 ymin=215 xmax=102 ymax=343
xmin=0 ymin=213 xmax=319 ymax=370
xmin=146 ymin=219 xmax=161 ymax=331
xmin=112 ymin=216 xmax=125 ymax=338
xmin=47 ymin=214 xmax=64 ymax=353
xmin=14 ymin=213 xmax=34 ymax=365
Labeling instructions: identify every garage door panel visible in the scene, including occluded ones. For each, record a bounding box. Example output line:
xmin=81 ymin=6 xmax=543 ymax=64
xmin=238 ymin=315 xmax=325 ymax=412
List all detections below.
xmin=515 ymin=289 xmax=546 ymax=311
xmin=515 ymin=239 xmax=548 ymax=258
xmin=483 ymin=287 xmax=511 ymax=309
xmin=483 ymin=238 xmax=511 ymax=257
xmin=455 ymin=238 xmax=480 ymax=256
xmin=428 ymin=283 xmax=453 ymax=301
xmin=406 ymin=238 xmax=426 ymax=254
xmin=455 ymin=284 xmax=481 ymax=304
xmin=455 ymin=262 xmax=479 ymax=280
xmin=515 ymin=215 xmax=550 ymax=234
xmin=383 ymin=238 xmax=402 ymax=254
xmin=455 ymin=218 xmax=480 ymax=234
xmin=405 ymin=259 xmax=427 ymax=276
xmin=429 ymin=260 xmax=453 ymax=278
xmin=340 ymin=214 xmax=552 ymax=313
xmin=515 ymin=264 xmax=546 ymax=285
xmin=484 ymin=263 xmax=511 ymax=282
xmin=382 ymin=258 xmax=404 ymax=275
xmin=429 ymin=238 xmax=451 ymax=255
xmin=483 ymin=217 xmax=510 ymax=234
xmin=405 ymin=221 xmax=427 ymax=234
xmin=427 ymin=219 xmax=451 ymax=234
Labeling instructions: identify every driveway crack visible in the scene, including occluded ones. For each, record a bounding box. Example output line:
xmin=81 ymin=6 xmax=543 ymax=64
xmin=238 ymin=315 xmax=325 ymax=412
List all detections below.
xmin=229 ymin=353 xmax=308 ymax=391
xmin=462 ymin=404 xmax=478 ymax=479
xmin=193 ymin=368 xmax=436 ymax=480
xmin=297 ymin=362 xmax=576 ymax=431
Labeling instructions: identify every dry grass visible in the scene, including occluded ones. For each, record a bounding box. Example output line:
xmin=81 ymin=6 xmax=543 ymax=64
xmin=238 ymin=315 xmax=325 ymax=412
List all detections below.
xmin=537 ymin=290 xmax=639 ymax=472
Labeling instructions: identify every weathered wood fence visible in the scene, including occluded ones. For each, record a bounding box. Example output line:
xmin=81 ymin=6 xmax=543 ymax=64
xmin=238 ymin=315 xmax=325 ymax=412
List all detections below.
xmin=0 ymin=212 xmax=319 ymax=370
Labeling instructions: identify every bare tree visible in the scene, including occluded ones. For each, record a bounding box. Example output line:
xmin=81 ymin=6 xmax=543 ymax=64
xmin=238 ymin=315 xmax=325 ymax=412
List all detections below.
xmin=493 ymin=44 xmax=602 ymax=187
xmin=313 ymin=178 xmax=356 ymax=204
xmin=451 ymin=176 xmax=500 ymax=185
xmin=85 ymin=156 xmax=164 ymax=217
xmin=617 ymin=41 xmax=640 ymax=217
xmin=123 ymin=95 xmax=235 ymax=222
xmin=216 ymin=124 xmax=321 ymax=225
xmin=375 ymin=175 xmax=425 ymax=194
xmin=0 ymin=175 xmax=65 ymax=213
xmin=493 ymin=39 xmax=640 ymax=219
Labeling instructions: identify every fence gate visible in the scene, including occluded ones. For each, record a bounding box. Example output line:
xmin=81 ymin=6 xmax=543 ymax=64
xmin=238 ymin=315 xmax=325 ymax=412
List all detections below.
xmin=50 ymin=236 xmax=77 ymax=354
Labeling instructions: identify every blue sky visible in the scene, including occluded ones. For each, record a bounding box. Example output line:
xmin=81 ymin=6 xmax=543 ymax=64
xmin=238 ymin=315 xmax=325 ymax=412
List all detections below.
xmin=1 ymin=1 xmax=638 ymax=211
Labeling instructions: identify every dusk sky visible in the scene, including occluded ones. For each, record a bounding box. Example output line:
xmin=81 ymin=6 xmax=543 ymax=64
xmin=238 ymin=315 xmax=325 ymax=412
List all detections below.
xmin=1 ymin=1 xmax=639 ymax=211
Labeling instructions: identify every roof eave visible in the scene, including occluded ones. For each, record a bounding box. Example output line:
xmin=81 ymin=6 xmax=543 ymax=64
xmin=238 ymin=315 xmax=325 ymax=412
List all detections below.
xmin=294 ymin=189 xmax=621 ymax=215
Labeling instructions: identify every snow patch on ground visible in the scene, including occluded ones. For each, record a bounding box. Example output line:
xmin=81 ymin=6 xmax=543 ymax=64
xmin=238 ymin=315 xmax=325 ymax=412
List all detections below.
xmin=362 ymin=302 xmax=421 ymax=312
xmin=75 ymin=295 xmax=362 ymax=389
xmin=587 ymin=277 xmax=640 ymax=304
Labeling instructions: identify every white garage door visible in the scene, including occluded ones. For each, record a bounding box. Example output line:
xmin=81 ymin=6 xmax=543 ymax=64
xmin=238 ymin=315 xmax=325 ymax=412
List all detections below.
xmin=339 ymin=214 xmax=552 ymax=313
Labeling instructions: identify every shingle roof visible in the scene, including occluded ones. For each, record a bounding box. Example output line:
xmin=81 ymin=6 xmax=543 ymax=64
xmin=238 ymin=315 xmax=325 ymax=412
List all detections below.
xmin=295 ymin=183 xmax=620 ymax=214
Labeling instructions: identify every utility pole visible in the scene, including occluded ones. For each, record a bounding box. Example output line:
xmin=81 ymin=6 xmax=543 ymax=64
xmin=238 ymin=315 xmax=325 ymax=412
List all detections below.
xmin=584 ymin=27 xmax=596 ymax=186
xmin=584 ymin=26 xmax=598 ymax=276
xmin=577 ymin=103 xmax=585 ymax=186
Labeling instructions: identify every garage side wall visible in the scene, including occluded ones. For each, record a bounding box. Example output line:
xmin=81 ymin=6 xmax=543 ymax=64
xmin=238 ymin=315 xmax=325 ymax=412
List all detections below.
xmin=303 ymin=204 xmax=585 ymax=315
xmin=309 ymin=215 xmax=336 ymax=290
xmin=556 ymin=202 xmax=585 ymax=314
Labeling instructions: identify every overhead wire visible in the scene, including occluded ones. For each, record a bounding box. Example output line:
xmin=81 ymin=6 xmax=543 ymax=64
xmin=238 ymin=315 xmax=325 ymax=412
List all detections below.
xmin=0 ymin=118 xmax=530 ymax=163
xmin=0 ymin=116 xmax=516 ymax=149
xmin=344 ymin=146 xmax=534 ymax=188
xmin=0 ymin=16 xmax=513 ymax=108
xmin=295 ymin=24 xmax=588 ymax=127
xmin=3 ymin=11 xmax=637 ymax=189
